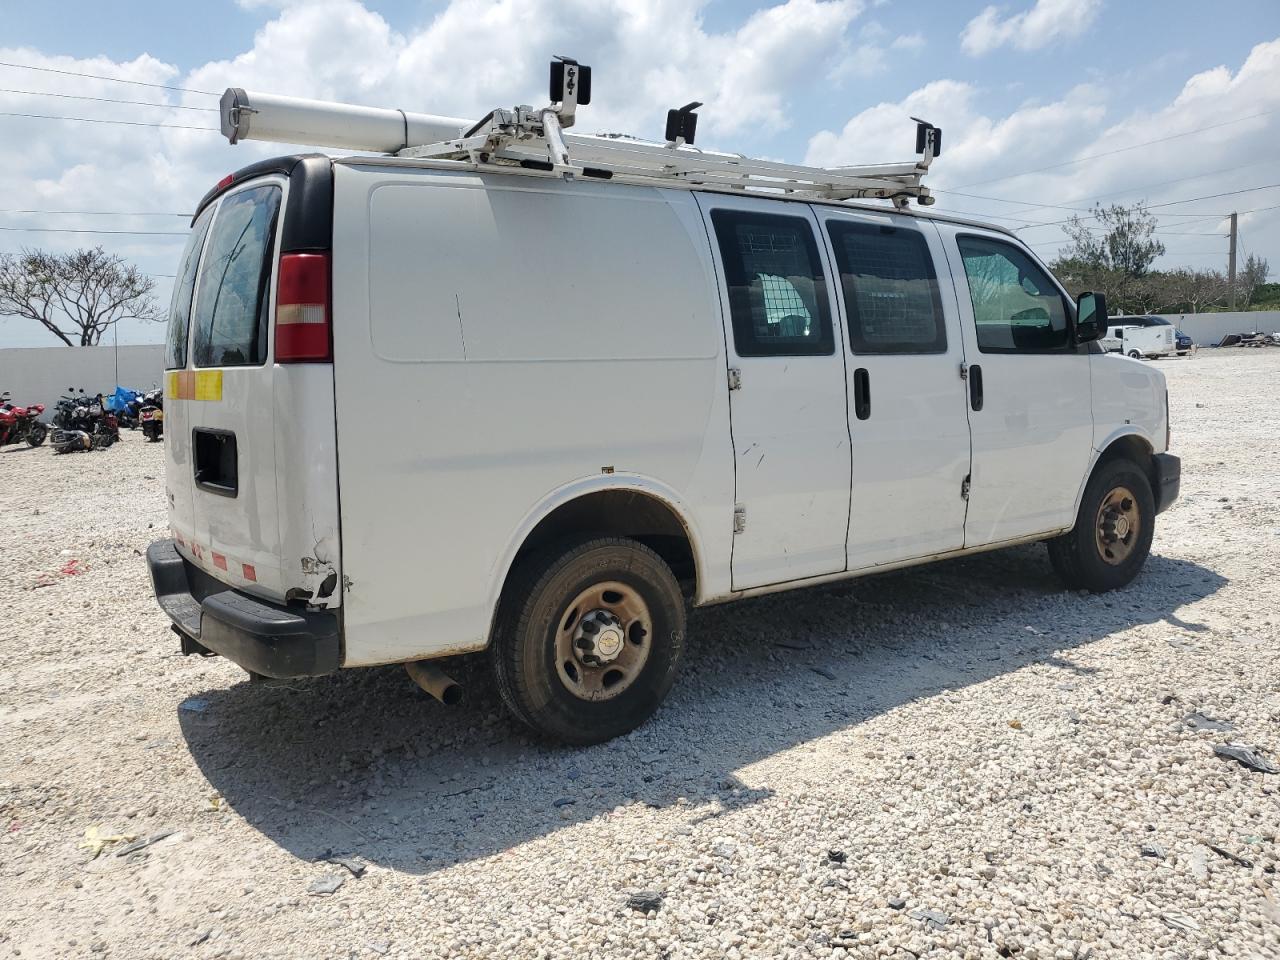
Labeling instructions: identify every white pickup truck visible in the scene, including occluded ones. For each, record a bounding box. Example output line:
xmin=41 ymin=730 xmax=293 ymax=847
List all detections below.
xmin=148 ymin=80 xmax=1180 ymax=744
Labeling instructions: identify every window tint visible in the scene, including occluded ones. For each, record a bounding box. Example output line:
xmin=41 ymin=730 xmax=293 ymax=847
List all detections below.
xmin=957 ymin=235 xmax=1070 ymax=353
xmin=191 ymin=184 xmax=282 ymax=367
xmin=165 ymin=206 xmax=215 ymax=370
xmin=827 ymin=221 xmax=945 ymax=354
xmin=710 ymin=209 xmax=833 ymax=357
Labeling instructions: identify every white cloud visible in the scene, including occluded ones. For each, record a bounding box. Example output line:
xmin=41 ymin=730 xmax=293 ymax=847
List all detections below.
xmin=807 ymin=38 xmax=1280 ymax=271
xmin=961 ymin=0 xmax=1102 ymax=57
xmin=0 ymin=0 xmax=868 ymax=345
xmin=185 ymin=0 xmax=862 ymax=139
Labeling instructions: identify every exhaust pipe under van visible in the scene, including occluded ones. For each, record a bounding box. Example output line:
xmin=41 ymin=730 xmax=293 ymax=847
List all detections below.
xmin=405 ymin=661 xmax=463 ymax=706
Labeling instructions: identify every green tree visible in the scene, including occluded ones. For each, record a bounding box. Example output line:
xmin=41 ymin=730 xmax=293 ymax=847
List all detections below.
xmin=1059 ymin=202 xmax=1166 ymax=278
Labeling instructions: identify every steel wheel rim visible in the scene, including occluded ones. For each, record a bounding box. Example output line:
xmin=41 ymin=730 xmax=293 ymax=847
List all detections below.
xmin=1095 ymin=484 xmax=1140 ymax=565
xmin=554 ymin=580 xmax=652 ymax=701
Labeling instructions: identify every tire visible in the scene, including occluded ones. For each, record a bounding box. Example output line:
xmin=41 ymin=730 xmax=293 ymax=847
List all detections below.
xmin=1127 ymin=350 xmax=1142 ymax=359
xmin=27 ymin=423 xmax=47 ymax=446
xmin=1047 ymin=457 xmax=1155 ymax=592
xmin=491 ymin=537 xmax=686 ymax=745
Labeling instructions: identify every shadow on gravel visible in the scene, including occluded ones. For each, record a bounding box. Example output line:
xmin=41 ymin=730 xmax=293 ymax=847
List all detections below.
xmin=179 ymin=544 xmax=1224 ymax=875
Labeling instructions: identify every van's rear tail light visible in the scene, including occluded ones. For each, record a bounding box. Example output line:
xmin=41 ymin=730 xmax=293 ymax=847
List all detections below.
xmin=275 ymin=252 xmax=331 ymax=362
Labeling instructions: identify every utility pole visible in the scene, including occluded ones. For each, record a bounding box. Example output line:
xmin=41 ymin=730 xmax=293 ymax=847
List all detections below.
xmin=1228 ymin=211 xmax=1238 ymax=310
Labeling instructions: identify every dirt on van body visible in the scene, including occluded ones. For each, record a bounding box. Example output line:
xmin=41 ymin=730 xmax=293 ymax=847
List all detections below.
xmin=2 ymin=351 xmax=1278 ymax=960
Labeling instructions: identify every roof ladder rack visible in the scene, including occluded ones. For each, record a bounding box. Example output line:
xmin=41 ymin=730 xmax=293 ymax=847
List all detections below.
xmin=220 ymin=57 xmax=942 ymax=209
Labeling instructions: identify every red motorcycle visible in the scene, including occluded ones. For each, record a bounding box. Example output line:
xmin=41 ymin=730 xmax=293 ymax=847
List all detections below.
xmin=0 ymin=392 xmax=48 ymax=448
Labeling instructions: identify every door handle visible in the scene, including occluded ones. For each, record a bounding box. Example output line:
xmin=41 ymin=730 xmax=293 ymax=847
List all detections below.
xmin=853 ymin=367 xmax=871 ymax=420
xmin=969 ymin=364 xmax=984 ymax=412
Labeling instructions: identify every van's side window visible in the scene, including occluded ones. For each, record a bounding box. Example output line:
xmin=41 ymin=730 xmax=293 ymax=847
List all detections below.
xmin=191 ymin=184 xmax=282 ymax=368
xmin=957 ymin=235 xmax=1070 ymax=353
xmin=827 ymin=221 xmax=945 ymax=354
xmin=710 ymin=210 xmax=833 ymax=357
xmin=165 ymin=206 xmax=215 ymax=370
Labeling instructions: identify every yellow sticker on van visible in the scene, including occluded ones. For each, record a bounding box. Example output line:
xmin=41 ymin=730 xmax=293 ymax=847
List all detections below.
xmin=167 ymin=370 xmax=223 ymax=401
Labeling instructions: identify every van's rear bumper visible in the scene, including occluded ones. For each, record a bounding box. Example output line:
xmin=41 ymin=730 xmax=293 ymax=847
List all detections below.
xmin=1153 ymin=453 xmax=1181 ymax=514
xmin=147 ymin=539 xmax=340 ymax=679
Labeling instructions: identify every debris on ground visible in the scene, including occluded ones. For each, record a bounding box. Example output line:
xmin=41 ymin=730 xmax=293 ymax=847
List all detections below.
xmin=78 ymin=826 xmax=136 ymax=859
xmin=826 ymin=849 xmax=847 ymax=864
xmin=625 ymin=891 xmax=663 ymax=913
xmin=1183 ymin=711 xmax=1235 ymax=733
xmin=308 ymin=875 xmax=345 ymax=896
xmin=321 ymin=853 xmax=367 ymax=878
xmin=1162 ymin=911 xmax=1201 ymax=933
xmin=1141 ymin=843 xmax=1167 ymax=860
xmin=1213 ymin=742 xmax=1280 ymax=774
xmin=114 ymin=831 xmax=175 ymax=857
xmin=1208 ymin=845 xmax=1254 ymax=868
xmin=887 ymin=896 xmax=907 ymax=910
xmin=909 ymin=908 xmax=949 ymax=930
xmin=178 ymin=697 xmax=210 ymax=714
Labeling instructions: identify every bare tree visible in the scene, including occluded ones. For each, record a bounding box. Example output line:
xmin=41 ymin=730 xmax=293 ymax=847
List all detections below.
xmin=0 ymin=247 xmax=163 ymax=346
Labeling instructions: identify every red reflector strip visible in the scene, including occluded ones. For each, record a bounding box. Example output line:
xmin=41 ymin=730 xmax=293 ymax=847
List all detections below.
xmin=275 ymin=322 xmax=330 ymax=360
xmin=242 ymin=563 xmax=257 ymax=582
xmin=216 ymin=173 xmax=233 ymax=191
xmin=212 ymin=552 xmax=228 ymax=571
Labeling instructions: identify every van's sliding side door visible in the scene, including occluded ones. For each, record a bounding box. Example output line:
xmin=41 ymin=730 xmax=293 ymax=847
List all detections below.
xmin=696 ymin=194 xmax=852 ymax=591
xmin=815 ymin=209 xmax=973 ymax=570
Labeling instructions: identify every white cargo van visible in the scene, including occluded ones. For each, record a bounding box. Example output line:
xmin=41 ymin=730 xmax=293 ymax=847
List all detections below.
xmin=149 ymin=73 xmax=1180 ymax=743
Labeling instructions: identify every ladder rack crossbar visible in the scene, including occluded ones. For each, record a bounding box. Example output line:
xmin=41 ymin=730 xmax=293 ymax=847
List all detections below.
xmin=400 ymin=130 xmax=933 ymax=203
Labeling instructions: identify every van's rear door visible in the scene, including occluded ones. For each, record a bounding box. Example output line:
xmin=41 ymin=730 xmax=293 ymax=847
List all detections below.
xmin=164 ymin=158 xmax=341 ymax=610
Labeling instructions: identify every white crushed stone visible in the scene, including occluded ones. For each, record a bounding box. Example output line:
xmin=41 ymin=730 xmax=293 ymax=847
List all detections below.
xmin=1 ymin=350 xmax=1278 ymax=959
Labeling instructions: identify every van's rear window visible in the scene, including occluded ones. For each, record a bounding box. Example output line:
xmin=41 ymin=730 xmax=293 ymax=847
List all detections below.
xmin=165 ymin=206 xmax=214 ymax=370
xmin=191 ymin=184 xmax=282 ymax=368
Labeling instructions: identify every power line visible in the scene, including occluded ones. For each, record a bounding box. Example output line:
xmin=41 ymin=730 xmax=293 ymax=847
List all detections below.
xmin=953 ymin=107 xmax=1280 ymax=188
xmin=0 ymin=110 xmax=217 ymax=132
xmin=1008 ymin=183 xmax=1280 ymax=232
xmin=0 ymin=59 xmax=217 ymax=96
xmin=0 ymin=208 xmax=190 ymax=217
xmin=0 ymin=87 xmax=216 ymax=112
xmin=0 ymin=225 xmax=187 ymax=236
xmin=934 ymin=159 xmax=1276 ymax=217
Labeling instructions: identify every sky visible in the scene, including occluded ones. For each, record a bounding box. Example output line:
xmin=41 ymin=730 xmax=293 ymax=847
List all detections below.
xmin=2 ymin=0 xmax=1279 ymax=348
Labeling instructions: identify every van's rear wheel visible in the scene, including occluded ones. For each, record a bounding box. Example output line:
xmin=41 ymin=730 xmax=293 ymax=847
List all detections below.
xmin=1047 ymin=457 xmax=1154 ymax=592
xmin=1127 ymin=350 xmax=1142 ymax=359
xmin=491 ymin=537 xmax=685 ymax=744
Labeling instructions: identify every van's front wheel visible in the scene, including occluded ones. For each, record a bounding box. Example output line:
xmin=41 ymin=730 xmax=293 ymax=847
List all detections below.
xmin=1047 ymin=457 xmax=1155 ymax=592
xmin=491 ymin=537 xmax=686 ymax=744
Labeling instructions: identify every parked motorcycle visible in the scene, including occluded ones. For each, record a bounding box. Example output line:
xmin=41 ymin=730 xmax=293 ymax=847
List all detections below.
xmin=50 ymin=389 xmax=119 ymax=454
xmin=138 ymin=388 xmax=164 ymax=442
xmin=107 ymin=386 xmax=144 ymax=429
xmin=0 ymin=391 xmax=49 ymax=448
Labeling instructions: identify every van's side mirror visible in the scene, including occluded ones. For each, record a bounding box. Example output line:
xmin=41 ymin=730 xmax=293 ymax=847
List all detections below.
xmin=1075 ymin=291 xmax=1106 ymax=344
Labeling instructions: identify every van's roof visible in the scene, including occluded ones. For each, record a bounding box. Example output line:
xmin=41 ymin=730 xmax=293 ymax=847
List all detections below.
xmin=203 ymin=151 xmax=1018 ymax=240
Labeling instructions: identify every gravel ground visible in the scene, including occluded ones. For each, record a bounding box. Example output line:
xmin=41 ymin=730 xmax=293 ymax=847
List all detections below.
xmin=2 ymin=350 xmax=1278 ymax=960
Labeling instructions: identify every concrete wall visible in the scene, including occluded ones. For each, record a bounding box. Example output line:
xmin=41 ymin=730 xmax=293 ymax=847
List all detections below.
xmin=0 ymin=344 xmax=165 ymax=414
xmin=1159 ymin=311 xmax=1280 ymax=346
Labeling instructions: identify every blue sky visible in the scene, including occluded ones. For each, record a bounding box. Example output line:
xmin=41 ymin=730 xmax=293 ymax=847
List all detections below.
xmin=2 ymin=0 xmax=1279 ymax=348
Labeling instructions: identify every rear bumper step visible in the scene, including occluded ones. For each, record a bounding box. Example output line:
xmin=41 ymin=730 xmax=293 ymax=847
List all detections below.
xmin=147 ymin=539 xmax=340 ymax=679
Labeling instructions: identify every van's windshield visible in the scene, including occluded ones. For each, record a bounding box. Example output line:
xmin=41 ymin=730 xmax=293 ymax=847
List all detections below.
xmin=191 ymin=184 xmax=282 ymax=368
